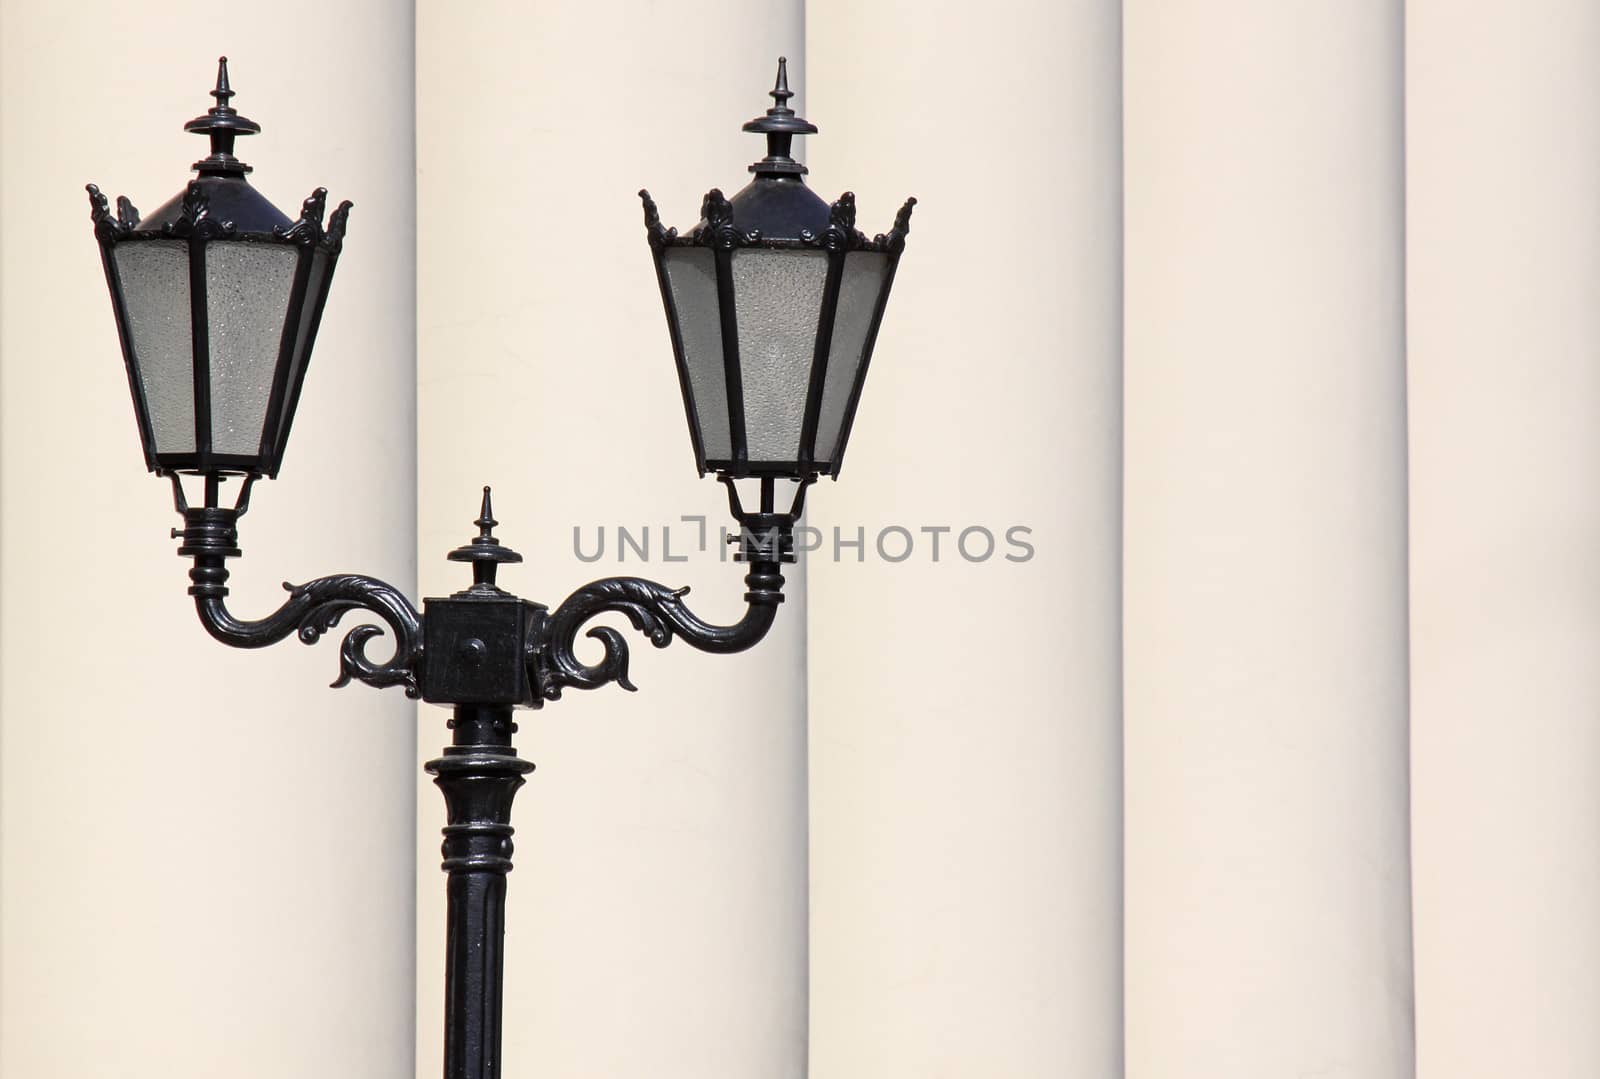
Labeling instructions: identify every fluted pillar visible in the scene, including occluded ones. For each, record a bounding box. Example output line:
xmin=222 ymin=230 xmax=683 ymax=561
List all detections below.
xmin=1123 ymin=2 xmax=1414 ymax=1075
xmin=415 ymin=5 xmax=809 ymax=1078
xmin=805 ymin=3 xmax=1125 ymax=1075
xmin=1407 ymin=4 xmax=1600 ymax=1075
xmin=0 ymin=8 xmax=417 ymax=1079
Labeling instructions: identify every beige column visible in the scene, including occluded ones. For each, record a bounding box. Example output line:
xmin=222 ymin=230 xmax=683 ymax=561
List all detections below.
xmin=1123 ymin=2 xmax=1414 ymax=1076
xmin=804 ymin=3 xmax=1124 ymax=1076
xmin=1407 ymin=4 xmax=1600 ymax=1076
xmin=414 ymin=4 xmax=809 ymax=1078
xmin=0 ymin=7 xmax=417 ymax=1079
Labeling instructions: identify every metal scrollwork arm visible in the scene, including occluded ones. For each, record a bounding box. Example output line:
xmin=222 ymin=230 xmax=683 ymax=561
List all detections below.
xmin=195 ymin=576 xmax=423 ymax=697
xmin=172 ymin=476 xmax=423 ymax=697
xmin=169 ymin=479 xmax=800 ymax=705
xmin=534 ymin=476 xmax=803 ymax=700
xmin=537 ymin=563 xmax=785 ymax=699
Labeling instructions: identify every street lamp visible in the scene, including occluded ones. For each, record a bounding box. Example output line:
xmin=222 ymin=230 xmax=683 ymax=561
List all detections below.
xmin=86 ymin=56 xmax=915 ymax=1079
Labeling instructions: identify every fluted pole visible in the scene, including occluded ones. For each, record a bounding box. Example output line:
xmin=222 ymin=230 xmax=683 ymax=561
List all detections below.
xmin=428 ymin=705 xmax=534 ymax=1079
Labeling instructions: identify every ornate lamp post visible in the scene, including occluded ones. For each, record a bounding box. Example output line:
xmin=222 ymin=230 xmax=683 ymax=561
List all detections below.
xmin=87 ymin=57 xmax=915 ymax=1079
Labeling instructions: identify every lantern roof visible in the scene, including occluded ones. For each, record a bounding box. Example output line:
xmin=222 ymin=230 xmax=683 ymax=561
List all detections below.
xmin=726 ymin=58 xmax=830 ymax=242
xmin=137 ymin=177 xmax=292 ymax=235
xmin=138 ymin=57 xmax=292 ymax=235
xmin=728 ymin=179 xmax=829 ymax=245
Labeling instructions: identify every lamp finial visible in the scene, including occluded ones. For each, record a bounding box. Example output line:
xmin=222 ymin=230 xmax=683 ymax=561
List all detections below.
xmin=212 ymin=56 xmax=234 ymax=109
xmin=448 ymin=485 xmax=523 ymax=591
xmin=742 ymin=55 xmax=818 ymax=178
xmin=184 ymin=54 xmax=261 ymax=176
xmin=476 ymin=486 xmax=497 ymax=539
xmin=770 ymin=57 xmax=794 ymax=113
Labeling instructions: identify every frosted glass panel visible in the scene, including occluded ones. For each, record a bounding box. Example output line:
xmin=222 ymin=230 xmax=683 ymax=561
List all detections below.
xmin=272 ymin=249 xmax=328 ymax=457
xmin=206 ymin=243 xmax=297 ymax=456
xmin=815 ymin=252 xmax=889 ymax=464
xmin=114 ymin=241 xmax=195 ymax=454
xmin=731 ymin=249 xmax=827 ymax=461
xmin=662 ymin=248 xmax=730 ymax=460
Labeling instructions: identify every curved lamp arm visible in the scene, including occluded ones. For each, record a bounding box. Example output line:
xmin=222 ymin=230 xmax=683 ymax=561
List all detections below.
xmin=169 ymin=480 xmax=798 ymax=707
xmin=532 ymin=476 xmax=805 ymax=699
xmin=535 ymin=561 xmax=785 ymax=699
xmin=172 ymin=476 xmax=424 ymax=697
xmin=195 ymin=576 xmax=423 ymax=696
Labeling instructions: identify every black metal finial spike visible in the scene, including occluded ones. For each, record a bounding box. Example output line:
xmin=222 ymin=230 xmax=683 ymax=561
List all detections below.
xmin=743 ymin=55 xmax=818 ymax=178
xmin=212 ymin=56 xmax=235 ymax=109
xmin=185 ymin=54 xmax=261 ymax=176
xmin=475 ymin=486 xmax=498 ymax=539
xmin=448 ymin=485 xmax=522 ymax=591
xmin=769 ymin=57 xmax=794 ymax=113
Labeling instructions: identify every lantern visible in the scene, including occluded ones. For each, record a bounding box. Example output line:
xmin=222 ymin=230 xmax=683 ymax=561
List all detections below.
xmin=641 ymin=58 xmax=914 ymax=479
xmin=88 ymin=57 xmax=350 ymax=479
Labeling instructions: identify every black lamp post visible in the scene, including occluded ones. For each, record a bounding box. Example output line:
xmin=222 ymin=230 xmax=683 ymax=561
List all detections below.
xmin=87 ymin=56 xmax=914 ymax=1079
